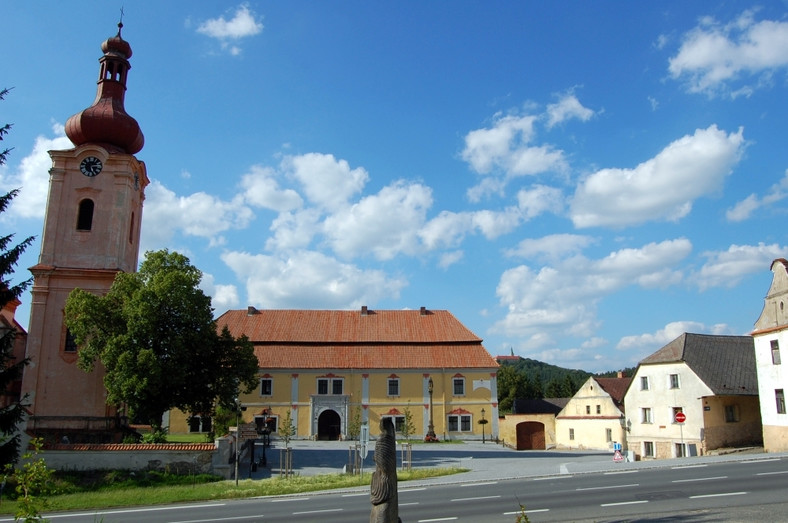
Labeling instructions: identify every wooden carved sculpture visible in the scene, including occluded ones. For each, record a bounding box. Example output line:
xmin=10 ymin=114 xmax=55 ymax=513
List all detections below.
xmin=370 ymin=417 xmax=400 ymax=523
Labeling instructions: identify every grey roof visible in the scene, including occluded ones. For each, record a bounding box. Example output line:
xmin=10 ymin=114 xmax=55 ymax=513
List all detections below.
xmin=512 ymin=397 xmax=569 ymax=415
xmin=639 ymin=333 xmax=757 ymax=395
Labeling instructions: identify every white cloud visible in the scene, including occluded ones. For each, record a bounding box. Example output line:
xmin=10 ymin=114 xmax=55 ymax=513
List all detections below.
xmin=266 ymin=208 xmax=321 ymax=252
xmin=419 ymin=206 xmax=522 ymax=251
xmin=200 ymin=272 xmax=240 ymax=312
xmin=282 ymin=153 xmax=369 ymax=212
xmin=0 ymin=124 xmax=70 ymax=219
xmin=196 ymin=4 xmax=263 ymax=55
xmin=438 ymin=250 xmax=464 ymax=269
xmin=492 ymin=238 xmax=692 ymax=344
xmin=726 ymin=169 xmax=788 ymax=221
xmin=617 ymin=321 xmax=713 ymax=351
xmin=221 ymin=249 xmax=407 ymax=309
xmin=570 ymin=125 xmax=745 ymax=228
xmin=462 ymin=110 xmax=569 ymax=201
xmin=323 ymin=181 xmax=432 ymax=260
xmin=669 ymin=11 xmax=788 ymax=97
xmin=141 ymin=180 xmax=254 ymax=249
xmin=545 ymin=93 xmax=595 ymax=129
xmin=695 ymin=242 xmax=787 ymax=290
xmin=516 ymin=185 xmax=564 ymax=219
xmin=505 ymin=233 xmax=595 ymax=262
xmin=239 ymin=165 xmax=303 ymax=212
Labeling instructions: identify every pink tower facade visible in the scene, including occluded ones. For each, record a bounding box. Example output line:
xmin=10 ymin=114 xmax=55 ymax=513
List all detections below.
xmin=21 ymin=23 xmax=149 ymax=443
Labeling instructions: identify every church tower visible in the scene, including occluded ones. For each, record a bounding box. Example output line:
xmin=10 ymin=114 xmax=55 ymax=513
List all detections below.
xmin=21 ymin=23 xmax=149 ymax=442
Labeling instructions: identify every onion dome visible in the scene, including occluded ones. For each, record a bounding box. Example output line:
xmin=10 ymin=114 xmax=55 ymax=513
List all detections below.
xmin=65 ymin=22 xmax=144 ymax=154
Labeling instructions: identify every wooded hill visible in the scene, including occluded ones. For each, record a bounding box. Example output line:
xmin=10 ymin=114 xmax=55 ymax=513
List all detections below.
xmin=496 ymin=357 xmax=636 ymax=413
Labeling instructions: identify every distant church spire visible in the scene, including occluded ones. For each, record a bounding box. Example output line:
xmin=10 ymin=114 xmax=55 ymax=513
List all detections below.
xmin=64 ymin=20 xmax=144 ymax=154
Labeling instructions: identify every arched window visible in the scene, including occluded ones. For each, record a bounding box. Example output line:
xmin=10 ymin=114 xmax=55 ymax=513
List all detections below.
xmin=76 ymin=199 xmax=94 ymax=231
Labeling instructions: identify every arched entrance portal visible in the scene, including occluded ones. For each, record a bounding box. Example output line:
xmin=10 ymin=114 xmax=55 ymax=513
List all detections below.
xmin=317 ymin=409 xmax=342 ymax=440
xmin=516 ymin=421 xmax=546 ymax=450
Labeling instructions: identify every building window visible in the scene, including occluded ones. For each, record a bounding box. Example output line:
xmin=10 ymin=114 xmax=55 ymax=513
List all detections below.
xmin=76 ymin=199 xmax=94 ymax=231
xmin=725 ymin=405 xmax=739 ymax=423
xmin=641 ymin=407 xmax=652 ymax=424
xmin=772 ymin=340 xmax=781 ymax=365
xmin=596 ymin=405 xmax=601 ymax=415
xmin=672 ymin=407 xmax=684 ymax=423
xmin=669 ymin=374 xmax=680 ymax=389
xmin=640 ymin=376 xmax=649 ymax=390
xmin=447 ymin=414 xmax=472 ymax=432
xmin=254 ymin=414 xmax=278 ymax=433
xmin=453 ymin=377 xmax=465 ymax=396
xmin=777 ymin=389 xmax=786 ymax=415
xmin=64 ymin=329 xmax=78 ymax=353
xmin=188 ymin=415 xmax=212 ymax=433
xmin=317 ymin=377 xmax=343 ymax=395
xmin=569 ymin=428 xmax=575 ymax=440
xmin=585 ymin=405 xmax=591 ymax=415
xmin=606 ymin=428 xmax=612 ymax=442
xmin=387 ymin=378 xmax=400 ymax=396
xmin=675 ymin=443 xmax=687 ymax=458
xmin=260 ymin=378 xmax=273 ymax=396
xmin=383 ymin=415 xmax=405 ymax=433
xmin=643 ymin=441 xmax=654 ymax=457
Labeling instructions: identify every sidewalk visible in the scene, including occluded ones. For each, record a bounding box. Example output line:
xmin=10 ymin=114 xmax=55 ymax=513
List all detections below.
xmin=237 ymin=439 xmax=786 ymax=486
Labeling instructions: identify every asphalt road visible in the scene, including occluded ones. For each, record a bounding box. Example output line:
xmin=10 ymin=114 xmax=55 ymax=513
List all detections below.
xmin=4 ymin=442 xmax=788 ymax=522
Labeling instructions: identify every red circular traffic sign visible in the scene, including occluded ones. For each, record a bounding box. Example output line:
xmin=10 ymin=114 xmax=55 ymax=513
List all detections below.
xmin=675 ymin=412 xmax=686 ymax=423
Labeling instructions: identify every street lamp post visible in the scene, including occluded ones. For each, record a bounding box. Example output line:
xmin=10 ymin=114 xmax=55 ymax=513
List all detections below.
xmin=481 ymin=408 xmax=486 ymax=444
xmin=425 ymin=377 xmax=437 ymax=442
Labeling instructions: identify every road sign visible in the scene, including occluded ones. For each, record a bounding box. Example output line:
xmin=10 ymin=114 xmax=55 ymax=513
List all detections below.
xmin=613 ymin=450 xmax=624 ymax=462
xmin=675 ymin=412 xmax=686 ymax=423
xmin=360 ymin=424 xmax=369 ymax=459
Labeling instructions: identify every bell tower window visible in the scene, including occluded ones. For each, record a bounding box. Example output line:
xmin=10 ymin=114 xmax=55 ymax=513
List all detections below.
xmin=77 ymin=199 xmax=94 ymax=231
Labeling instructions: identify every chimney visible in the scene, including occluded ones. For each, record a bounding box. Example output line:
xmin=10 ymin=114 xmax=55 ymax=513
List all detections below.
xmin=617 ymin=371 xmax=624 ymax=378
xmin=361 ymin=305 xmax=368 ymax=316
xmin=247 ymin=306 xmax=258 ymax=316
xmin=420 ymin=306 xmax=427 ymax=316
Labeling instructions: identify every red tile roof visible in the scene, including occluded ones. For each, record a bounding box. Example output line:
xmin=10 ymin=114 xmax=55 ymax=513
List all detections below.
xmin=595 ymin=377 xmax=631 ymax=406
xmin=217 ymin=308 xmax=498 ymax=370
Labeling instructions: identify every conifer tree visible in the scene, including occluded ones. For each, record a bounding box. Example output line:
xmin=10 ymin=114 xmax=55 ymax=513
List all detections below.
xmin=0 ymin=87 xmax=35 ymax=466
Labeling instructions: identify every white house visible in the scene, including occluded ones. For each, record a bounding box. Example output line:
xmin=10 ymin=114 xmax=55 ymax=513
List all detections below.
xmin=624 ymin=333 xmax=761 ymax=460
xmin=555 ymin=376 xmax=630 ymax=451
xmin=752 ymin=258 xmax=788 ymax=452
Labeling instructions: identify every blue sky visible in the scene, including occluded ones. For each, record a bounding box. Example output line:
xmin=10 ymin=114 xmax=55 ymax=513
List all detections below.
xmin=2 ymin=2 xmax=788 ymax=373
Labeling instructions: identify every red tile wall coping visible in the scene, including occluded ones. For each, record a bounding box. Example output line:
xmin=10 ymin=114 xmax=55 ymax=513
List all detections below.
xmin=50 ymin=443 xmax=216 ymax=451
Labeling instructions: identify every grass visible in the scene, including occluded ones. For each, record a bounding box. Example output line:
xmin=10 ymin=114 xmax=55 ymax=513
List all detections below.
xmin=0 ymin=467 xmax=467 ymax=515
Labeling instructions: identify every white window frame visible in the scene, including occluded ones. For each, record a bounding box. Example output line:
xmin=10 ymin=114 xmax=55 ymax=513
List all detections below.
xmin=447 ymin=414 xmax=472 ymax=432
xmin=640 ymin=376 xmax=649 ymax=390
xmin=672 ymin=406 xmax=684 ymax=424
xmin=569 ymin=428 xmax=575 ymax=440
xmin=260 ymin=377 xmax=273 ymax=396
xmin=777 ymin=389 xmax=786 ymax=415
xmin=605 ymin=428 xmax=612 ymax=442
xmin=643 ymin=441 xmax=655 ymax=457
xmin=641 ymin=407 xmax=652 ymax=424
xmin=452 ymin=377 xmax=466 ymax=396
xmin=317 ymin=377 xmax=344 ymax=395
xmin=387 ymin=378 xmax=400 ymax=397
xmin=669 ymin=374 xmax=680 ymax=389
xmin=772 ymin=340 xmax=781 ymax=365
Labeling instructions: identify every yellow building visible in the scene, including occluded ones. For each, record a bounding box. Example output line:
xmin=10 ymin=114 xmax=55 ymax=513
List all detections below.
xmin=170 ymin=306 xmax=499 ymax=440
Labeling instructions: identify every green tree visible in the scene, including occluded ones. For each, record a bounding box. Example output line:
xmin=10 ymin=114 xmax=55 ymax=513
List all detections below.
xmin=4 ymin=438 xmax=54 ymax=523
xmin=278 ymin=409 xmax=295 ymax=448
xmin=400 ymin=403 xmax=416 ymax=443
xmin=0 ymin=87 xmax=34 ymax=467
xmin=346 ymin=407 xmax=362 ymax=440
xmin=64 ymin=249 xmax=259 ymax=431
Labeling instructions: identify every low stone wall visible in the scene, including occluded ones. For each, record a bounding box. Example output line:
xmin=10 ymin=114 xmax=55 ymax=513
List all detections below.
xmin=38 ymin=436 xmax=237 ymax=479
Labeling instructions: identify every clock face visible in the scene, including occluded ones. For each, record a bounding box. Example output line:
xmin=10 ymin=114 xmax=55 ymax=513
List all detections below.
xmin=80 ymin=156 xmax=103 ymax=177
